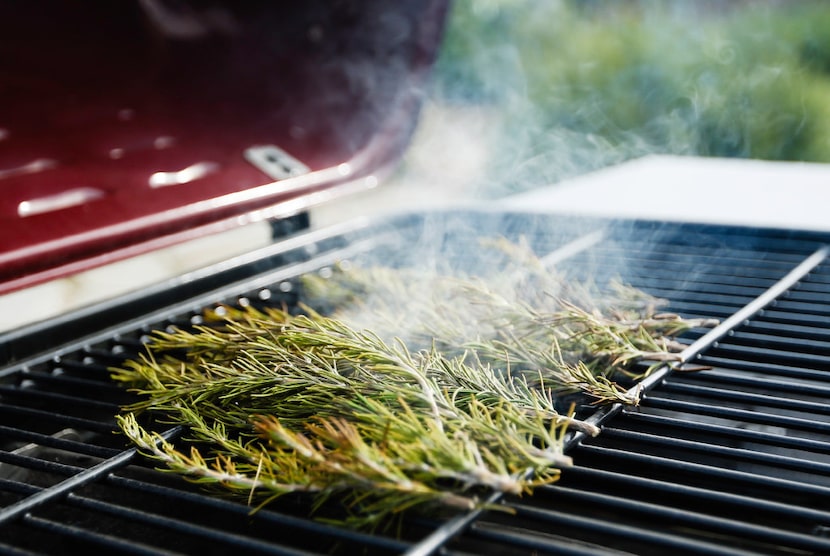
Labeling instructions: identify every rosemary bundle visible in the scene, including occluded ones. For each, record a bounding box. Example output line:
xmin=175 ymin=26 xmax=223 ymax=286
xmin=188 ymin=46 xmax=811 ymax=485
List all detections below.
xmin=301 ymin=237 xmax=718 ymax=396
xmin=113 ymin=237 xmax=716 ymax=528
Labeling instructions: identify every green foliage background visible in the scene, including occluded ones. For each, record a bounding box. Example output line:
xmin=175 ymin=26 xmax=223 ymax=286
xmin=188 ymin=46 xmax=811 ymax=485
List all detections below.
xmin=430 ymin=1 xmax=830 ymax=194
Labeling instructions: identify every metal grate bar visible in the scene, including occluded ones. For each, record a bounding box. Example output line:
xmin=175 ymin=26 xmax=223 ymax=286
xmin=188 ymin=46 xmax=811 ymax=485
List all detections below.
xmin=650 ymin=301 xmax=739 ymax=319
xmin=0 ymin=384 xmax=121 ymax=412
xmin=524 ymin=484 xmax=830 ymax=553
xmin=0 ymin=478 xmax=40 ymax=498
xmin=657 ymin=381 xmax=830 ymax=415
xmin=0 ymin=404 xmax=116 ymax=434
xmin=781 ymin=288 xmax=830 ymax=302
xmin=0 ymin=450 xmax=85 ymax=477
xmin=459 ymin=524 xmax=619 ymax=556
xmin=560 ymin=464 xmax=830 ymax=524
xmin=610 ymin=246 xmax=795 ymax=266
xmin=594 ymin=234 xmax=810 ymax=257
xmin=571 ymin=241 xmax=798 ymax=257
xmin=672 ymin=366 xmax=830 ymax=395
xmin=575 ymin=251 xmax=801 ymax=276
xmin=58 ymin=493 xmax=319 ymax=556
xmin=106 ymin=474 xmax=413 ymax=553
xmin=599 ymin=426 xmax=830 ymax=476
xmin=722 ymin=329 xmax=830 ymax=351
xmin=539 ymin=229 xmax=605 ymax=267
xmin=0 ymin=426 xmax=120 ymax=459
xmin=575 ymin=443 xmax=830 ymax=500
xmin=752 ymin=308 xmax=829 ymax=327
xmin=643 ymin=290 xmax=759 ymax=310
xmin=696 ymin=356 xmax=830 ymax=381
xmin=18 ymin=369 xmax=127 ymax=395
xmin=0 ymin=541 xmax=45 ymax=556
xmin=704 ymin=342 xmax=830 ymax=368
xmin=44 ymin=360 xmax=123 ymax=381
xmin=645 ymin=281 xmax=767 ymax=297
xmin=82 ymin=347 xmax=135 ymax=364
xmin=644 ymin=396 xmax=830 ymax=434
xmin=630 ymin=270 xmax=784 ymax=289
xmin=580 ymin=266 xmax=792 ymax=295
xmin=21 ymin=513 xmax=178 ymax=556
xmin=608 ymin=225 xmax=830 ymax=255
xmin=475 ymin=502 xmax=762 ymax=556
xmin=620 ymin=410 xmax=830 ymax=456
xmin=773 ymin=298 xmax=830 ymax=316
xmin=617 ymin=247 xmax=808 ymax=265
xmin=0 ymin=428 xmax=179 ymax=525
xmin=746 ymin=319 xmax=830 ymax=341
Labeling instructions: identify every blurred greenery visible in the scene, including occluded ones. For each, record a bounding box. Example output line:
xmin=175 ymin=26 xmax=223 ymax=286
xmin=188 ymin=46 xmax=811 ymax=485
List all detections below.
xmin=430 ymin=0 xmax=830 ymax=194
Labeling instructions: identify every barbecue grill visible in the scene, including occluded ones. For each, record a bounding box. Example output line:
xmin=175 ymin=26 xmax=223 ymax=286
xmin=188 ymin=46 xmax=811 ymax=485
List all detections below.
xmin=3 ymin=3 xmax=830 ymax=555
xmin=3 ymin=212 xmax=830 ymax=555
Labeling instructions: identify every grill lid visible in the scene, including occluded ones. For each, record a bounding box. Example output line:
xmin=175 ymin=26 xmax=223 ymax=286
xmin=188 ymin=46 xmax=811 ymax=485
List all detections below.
xmin=0 ymin=0 xmax=448 ymax=294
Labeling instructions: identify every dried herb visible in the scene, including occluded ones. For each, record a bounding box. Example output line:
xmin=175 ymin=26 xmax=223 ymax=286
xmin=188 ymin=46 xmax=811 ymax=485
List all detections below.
xmin=112 ymin=237 xmax=715 ymax=528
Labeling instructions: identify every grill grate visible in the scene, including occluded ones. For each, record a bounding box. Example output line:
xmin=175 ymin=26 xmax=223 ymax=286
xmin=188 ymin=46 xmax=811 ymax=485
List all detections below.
xmin=1 ymin=211 xmax=829 ymax=555
xmin=443 ymin=233 xmax=830 ymax=555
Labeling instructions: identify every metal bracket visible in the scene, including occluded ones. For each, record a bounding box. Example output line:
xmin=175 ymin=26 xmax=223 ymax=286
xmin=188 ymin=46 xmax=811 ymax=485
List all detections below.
xmin=244 ymin=145 xmax=311 ymax=181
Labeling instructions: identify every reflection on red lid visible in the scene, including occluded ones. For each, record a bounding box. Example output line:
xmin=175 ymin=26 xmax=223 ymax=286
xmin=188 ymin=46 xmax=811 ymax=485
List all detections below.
xmin=0 ymin=0 xmax=448 ymax=293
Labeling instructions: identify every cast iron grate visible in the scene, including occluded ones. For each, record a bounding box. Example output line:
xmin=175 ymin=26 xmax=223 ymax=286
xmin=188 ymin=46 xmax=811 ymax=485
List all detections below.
xmin=442 ymin=241 xmax=830 ymax=555
xmin=0 ymin=211 xmax=828 ymax=555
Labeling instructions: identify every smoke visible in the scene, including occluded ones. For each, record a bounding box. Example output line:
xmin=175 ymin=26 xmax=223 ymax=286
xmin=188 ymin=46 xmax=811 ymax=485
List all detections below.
xmin=389 ymin=0 xmax=830 ymax=202
xmin=327 ymin=0 xmax=830 ymax=344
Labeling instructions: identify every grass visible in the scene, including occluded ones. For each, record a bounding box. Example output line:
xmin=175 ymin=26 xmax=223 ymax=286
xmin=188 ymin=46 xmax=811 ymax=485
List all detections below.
xmin=430 ymin=1 xmax=830 ymax=194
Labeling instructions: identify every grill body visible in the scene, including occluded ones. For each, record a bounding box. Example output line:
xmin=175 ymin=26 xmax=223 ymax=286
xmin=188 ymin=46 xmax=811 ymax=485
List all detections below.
xmin=1 ymin=210 xmax=829 ymax=555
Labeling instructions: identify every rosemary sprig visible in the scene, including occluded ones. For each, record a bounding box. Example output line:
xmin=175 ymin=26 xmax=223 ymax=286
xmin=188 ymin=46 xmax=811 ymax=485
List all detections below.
xmin=113 ymin=236 xmax=715 ymax=527
xmin=302 ymin=241 xmax=715 ymax=399
xmin=115 ymin=307 xmax=575 ymax=527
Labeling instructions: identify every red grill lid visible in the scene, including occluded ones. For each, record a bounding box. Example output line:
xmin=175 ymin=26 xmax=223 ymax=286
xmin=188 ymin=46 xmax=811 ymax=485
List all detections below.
xmin=0 ymin=0 xmax=448 ymax=293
